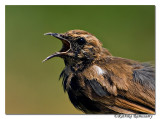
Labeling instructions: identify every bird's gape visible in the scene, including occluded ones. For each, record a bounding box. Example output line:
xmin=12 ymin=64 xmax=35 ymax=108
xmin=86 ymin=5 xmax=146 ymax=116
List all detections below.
xmin=42 ymin=33 xmax=71 ymax=62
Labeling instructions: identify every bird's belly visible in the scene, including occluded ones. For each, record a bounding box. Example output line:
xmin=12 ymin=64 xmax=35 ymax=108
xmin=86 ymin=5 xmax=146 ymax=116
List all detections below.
xmin=66 ymin=76 xmax=101 ymax=113
xmin=65 ymin=73 xmax=115 ymax=114
xmin=67 ymin=90 xmax=104 ymax=113
xmin=67 ymin=88 xmax=118 ymax=114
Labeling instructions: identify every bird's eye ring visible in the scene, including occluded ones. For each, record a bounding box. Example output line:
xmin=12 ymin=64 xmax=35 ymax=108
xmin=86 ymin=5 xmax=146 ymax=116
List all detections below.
xmin=76 ymin=37 xmax=86 ymax=45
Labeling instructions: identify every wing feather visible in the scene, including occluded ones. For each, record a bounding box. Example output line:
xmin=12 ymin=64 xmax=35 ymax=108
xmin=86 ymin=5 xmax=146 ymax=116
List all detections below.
xmin=87 ymin=57 xmax=155 ymax=114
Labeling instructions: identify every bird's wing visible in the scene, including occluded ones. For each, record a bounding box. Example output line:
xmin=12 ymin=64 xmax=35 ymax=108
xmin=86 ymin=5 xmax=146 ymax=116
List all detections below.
xmin=83 ymin=57 xmax=155 ymax=114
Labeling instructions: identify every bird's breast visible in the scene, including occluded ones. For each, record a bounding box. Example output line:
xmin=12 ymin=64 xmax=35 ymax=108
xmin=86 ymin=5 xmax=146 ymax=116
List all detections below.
xmin=62 ymin=66 xmax=85 ymax=92
xmin=62 ymin=65 xmax=106 ymax=91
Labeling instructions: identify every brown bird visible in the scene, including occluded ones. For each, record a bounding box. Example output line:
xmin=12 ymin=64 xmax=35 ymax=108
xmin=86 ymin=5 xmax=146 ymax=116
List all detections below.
xmin=43 ymin=30 xmax=155 ymax=114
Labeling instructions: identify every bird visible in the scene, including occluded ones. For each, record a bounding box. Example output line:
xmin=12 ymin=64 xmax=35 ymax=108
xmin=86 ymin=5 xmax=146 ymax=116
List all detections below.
xmin=43 ymin=29 xmax=155 ymax=114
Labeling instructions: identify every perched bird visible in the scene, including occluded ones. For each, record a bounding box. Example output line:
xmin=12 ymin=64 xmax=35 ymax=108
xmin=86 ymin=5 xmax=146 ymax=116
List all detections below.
xmin=43 ymin=30 xmax=155 ymax=114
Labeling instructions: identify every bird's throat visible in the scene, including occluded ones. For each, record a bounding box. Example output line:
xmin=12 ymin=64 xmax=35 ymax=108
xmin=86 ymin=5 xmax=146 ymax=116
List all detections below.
xmin=64 ymin=57 xmax=93 ymax=72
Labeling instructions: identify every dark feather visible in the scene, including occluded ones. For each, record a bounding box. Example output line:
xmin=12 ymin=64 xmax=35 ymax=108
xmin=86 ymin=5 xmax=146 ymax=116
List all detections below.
xmin=59 ymin=69 xmax=69 ymax=92
xmin=68 ymin=90 xmax=101 ymax=113
xmin=68 ymin=90 xmax=117 ymax=114
xmin=133 ymin=63 xmax=155 ymax=90
xmin=59 ymin=69 xmax=65 ymax=80
xmin=85 ymin=79 xmax=110 ymax=97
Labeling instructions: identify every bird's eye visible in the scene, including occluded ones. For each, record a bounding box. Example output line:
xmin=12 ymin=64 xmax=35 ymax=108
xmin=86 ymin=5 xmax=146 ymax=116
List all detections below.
xmin=76 ymin=37 xmax=86 ymax=45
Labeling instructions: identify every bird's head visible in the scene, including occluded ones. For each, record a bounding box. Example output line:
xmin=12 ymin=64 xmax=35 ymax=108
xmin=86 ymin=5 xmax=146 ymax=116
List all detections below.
xmin=43 ymin=30 xmax=110 ymax=64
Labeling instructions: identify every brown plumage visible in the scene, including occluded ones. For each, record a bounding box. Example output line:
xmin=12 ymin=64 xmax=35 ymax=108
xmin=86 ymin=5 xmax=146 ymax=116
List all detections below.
xmin=43 ymin=30 xmax=155 ymax=114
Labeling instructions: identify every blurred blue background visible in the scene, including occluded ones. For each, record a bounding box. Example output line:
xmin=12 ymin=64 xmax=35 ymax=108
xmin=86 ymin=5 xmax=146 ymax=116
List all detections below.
xmin=5 ymin=5 xmax=155 ymax=114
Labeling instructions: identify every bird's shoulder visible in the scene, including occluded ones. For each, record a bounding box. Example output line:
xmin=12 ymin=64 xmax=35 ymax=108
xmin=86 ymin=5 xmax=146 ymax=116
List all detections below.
xmin=82 ymin=56 xmax=155 ymax=96
xmin=83 ymin=56 xmax=137 ymax=94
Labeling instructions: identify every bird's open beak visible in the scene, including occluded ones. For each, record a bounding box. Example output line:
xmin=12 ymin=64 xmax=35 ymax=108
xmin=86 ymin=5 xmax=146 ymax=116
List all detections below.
xmin=43 ymin=32 xmax=71 ymax=62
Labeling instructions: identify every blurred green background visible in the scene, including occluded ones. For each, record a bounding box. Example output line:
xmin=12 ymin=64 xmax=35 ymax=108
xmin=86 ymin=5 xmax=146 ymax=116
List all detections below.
xmin=5 ymin=5 xmax=155 ymax=114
